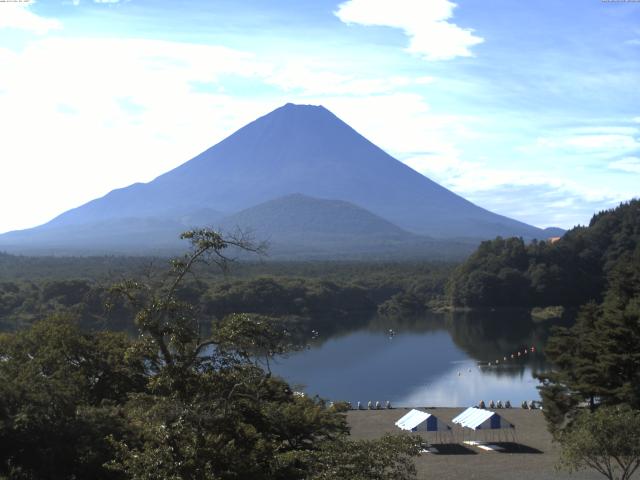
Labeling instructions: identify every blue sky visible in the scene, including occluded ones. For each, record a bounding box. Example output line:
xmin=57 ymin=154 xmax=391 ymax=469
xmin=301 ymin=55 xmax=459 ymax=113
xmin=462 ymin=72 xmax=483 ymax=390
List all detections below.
xmin=0 ymin=0 xmax=638 ymax=233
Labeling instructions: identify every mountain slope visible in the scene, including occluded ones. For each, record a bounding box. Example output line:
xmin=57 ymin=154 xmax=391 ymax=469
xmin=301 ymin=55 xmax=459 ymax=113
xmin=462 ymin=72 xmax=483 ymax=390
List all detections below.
xmin=0 ymin=103 xmax=549 ymax=256
xmin=217 ymin=194 xmax=476 ymax=260
xmin=220 ymin=193 xmax=411 ymax=242
xmin=542 ymin=227 xmax=566 ymax=237
xmin=0 ymin=194 xmax=477 ymax=259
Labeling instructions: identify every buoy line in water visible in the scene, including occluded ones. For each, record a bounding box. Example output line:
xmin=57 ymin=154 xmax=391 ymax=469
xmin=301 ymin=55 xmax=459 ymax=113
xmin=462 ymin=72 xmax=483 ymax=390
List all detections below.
xmin=474 ymin=346 xmax=537 ymax=368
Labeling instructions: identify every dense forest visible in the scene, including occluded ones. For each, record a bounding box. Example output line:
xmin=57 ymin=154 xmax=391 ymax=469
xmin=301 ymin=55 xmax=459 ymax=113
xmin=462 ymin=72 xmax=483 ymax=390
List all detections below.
xmin=447 ymin=199 xmax=640 ymax=309
xmin=0 ymin=254 xmax=454 ymax=333
xmin=538 ymin=242 xmax=640 ymax=430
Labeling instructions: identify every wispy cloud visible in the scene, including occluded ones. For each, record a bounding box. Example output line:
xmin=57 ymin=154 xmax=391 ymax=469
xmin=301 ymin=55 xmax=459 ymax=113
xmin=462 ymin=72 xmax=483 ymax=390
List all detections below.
xmin=465 ymin=183 xmax=622 ymax=229
xmin=537 ymin=134 xmax=639 ymax=152
xmin=401 ymin=150 xmax=626 ymax=229
xmin=0 ymin=37 xmax=276 ymax=232
xmin=0 ymin=2 xmax=62 ymax=35
xmin=265 ymin=60 xmax=434 ymax=95
xmin=334 ymin=0 xmax=483 ymax=61
xmin=530 ymin=126 xmax=640 ymax=160
xmin=610 ymin=156 xmax=640 ymax=174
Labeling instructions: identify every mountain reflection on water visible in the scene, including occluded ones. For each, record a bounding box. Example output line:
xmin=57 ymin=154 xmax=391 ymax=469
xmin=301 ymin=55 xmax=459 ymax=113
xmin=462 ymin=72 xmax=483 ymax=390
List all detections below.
xmin=270 ymin=311 xmax=561 ymax=408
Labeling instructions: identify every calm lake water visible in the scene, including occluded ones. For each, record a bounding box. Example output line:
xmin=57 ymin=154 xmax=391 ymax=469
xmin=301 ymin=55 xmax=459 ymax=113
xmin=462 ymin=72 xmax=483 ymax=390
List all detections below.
xmin=270 ymin=311 xmax=557 ymax=408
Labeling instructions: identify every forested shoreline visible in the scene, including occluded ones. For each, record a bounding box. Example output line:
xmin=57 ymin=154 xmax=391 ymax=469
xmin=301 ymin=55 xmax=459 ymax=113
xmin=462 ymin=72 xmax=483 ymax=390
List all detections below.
xmin=3 ymin=201 xmax=639 ymax=334
xmin=0 ymin=256 xmax=453 ymax=333
xmin=2 ymin=201 xmax=639 ymax=334
xmin=447 ymin=200 xmax=640 ymax=310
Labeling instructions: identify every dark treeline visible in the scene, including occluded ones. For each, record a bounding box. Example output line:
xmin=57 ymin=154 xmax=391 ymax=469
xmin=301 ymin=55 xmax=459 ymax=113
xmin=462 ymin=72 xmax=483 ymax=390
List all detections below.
xmin=0 ymin=256 xmax=454 ymax=332
xmin=447 ymin=199 xmax=640 ymax=308
xmin=0 ymin=252 xmax=453 ymax=283
xmin=0 ymin=252 xmax=155 ymax=281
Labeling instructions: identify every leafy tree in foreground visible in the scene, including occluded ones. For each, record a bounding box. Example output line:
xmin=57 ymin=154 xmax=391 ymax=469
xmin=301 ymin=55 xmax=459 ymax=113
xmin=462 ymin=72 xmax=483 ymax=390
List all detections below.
xmin=104 ymin=228 xmax=421 ymax=479
xmin=0 ymin=229 xmax=421 ymax=479
xmin=0 ymin=315 xmax=146 ymax=479
xmin=557 ymin=406 xmax=640 ymax=480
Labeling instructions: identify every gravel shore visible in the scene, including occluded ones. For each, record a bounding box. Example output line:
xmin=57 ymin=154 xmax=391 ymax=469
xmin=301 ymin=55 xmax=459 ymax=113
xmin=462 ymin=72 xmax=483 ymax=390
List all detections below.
xmin=347 ymin=408 xmax=603 ymax=480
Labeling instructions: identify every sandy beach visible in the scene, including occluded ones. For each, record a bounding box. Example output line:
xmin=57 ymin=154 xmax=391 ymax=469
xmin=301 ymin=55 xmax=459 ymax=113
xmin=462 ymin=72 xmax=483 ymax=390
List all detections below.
xmin=347 ymin=408 xmax=603 ymax=480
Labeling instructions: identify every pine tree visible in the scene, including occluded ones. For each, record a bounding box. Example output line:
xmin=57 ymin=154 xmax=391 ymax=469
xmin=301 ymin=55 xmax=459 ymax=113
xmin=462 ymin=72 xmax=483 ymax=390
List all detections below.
xmin=539 ymin=246 xmax=640 ymax=433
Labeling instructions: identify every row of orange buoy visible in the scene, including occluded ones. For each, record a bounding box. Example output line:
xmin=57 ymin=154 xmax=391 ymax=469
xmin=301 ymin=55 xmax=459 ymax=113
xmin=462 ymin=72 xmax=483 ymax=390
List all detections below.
xmin=489 ymin=346 xmax=536 ymax=366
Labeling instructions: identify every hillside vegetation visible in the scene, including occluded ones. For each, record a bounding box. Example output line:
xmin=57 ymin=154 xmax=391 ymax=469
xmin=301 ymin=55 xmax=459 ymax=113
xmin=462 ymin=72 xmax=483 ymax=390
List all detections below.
xmin=0 ymin=256 xmax=453 ymax=332
xmin=447 ymin=199 xmax=640 ymax=308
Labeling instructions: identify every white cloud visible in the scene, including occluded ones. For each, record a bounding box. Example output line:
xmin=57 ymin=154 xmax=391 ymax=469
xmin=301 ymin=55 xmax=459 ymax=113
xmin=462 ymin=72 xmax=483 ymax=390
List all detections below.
xmin=309 ymin=93 xmax=476 ymax=158
xmin=610 ymin=156 xmax=640 ymax=174
xmin=0 ymin=37 xmax=277 ymax=233
xmin=265 ymin=60 xmax=434 ymax=95
xmin=404 ymin=151 xmax=532 ymax=193
xmin=0 ymin=3 xmax=62 ymax=35
xmin=533 ymin=132 xmax=640 ymax=159
xmin=334 ymin=0 xmax=483 ymax=60
xmin=633 ymin=117 xmax=640 ymax=123
xmin=399 ymin=147 xmax=629 ymax=229
xmin=571 ymin=126 xmax=638 ymax=135
xmin=464 ymin=182 xmax=623 ymax=229
xmin=564 ymin=134 xmax=639 ymax=150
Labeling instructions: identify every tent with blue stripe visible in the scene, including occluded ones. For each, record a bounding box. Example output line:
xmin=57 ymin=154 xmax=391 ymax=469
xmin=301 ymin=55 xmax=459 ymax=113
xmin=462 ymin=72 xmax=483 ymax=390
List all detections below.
xmin=395 ymin=409 xmax=451 ymax=432
xmin=452 ymin=407 xmax=514 ymax=430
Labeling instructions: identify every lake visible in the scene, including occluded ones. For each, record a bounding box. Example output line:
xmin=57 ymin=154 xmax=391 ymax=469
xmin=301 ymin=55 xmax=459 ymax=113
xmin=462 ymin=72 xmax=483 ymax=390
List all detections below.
xmin=270 ymin=311 xmax=558 ymax=408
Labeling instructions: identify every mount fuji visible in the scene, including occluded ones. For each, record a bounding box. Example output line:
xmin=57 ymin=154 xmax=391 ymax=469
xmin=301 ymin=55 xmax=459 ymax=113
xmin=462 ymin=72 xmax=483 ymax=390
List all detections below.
xmin=0 ymin=103 xmax=555 ymax=257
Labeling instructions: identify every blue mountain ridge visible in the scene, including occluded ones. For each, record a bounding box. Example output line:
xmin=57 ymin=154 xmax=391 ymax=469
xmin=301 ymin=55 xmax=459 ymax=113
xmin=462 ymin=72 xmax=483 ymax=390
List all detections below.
xmin=0 ymin=103 xmax=562 ymax=256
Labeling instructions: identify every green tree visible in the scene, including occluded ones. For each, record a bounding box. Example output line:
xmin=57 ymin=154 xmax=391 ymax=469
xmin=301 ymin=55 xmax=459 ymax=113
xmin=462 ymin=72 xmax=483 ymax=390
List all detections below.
xmin=557 ymin=406 xmax=640 ymax=480
xmin=106 ymin=229 xmax=421 ymax=479
xmin=539 ymin=246 xmax=640 ymax=434
xmin=0 ymin=229 xmax=422 ymax=479
xmin=447 ymin=200 xmax=640 ymax=309
xmin=0 ymin=314 xmax=146 ymax=479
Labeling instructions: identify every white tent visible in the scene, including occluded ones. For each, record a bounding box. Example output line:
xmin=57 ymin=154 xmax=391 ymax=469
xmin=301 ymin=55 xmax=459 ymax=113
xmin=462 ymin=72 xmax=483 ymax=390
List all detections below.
xmin=395 ymin=409 xmax=451 ymax=432
xmin=452 ymin=407 xmax=514 ymax=431
xmin=452 ymin=407 xmax=516 ymax=444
